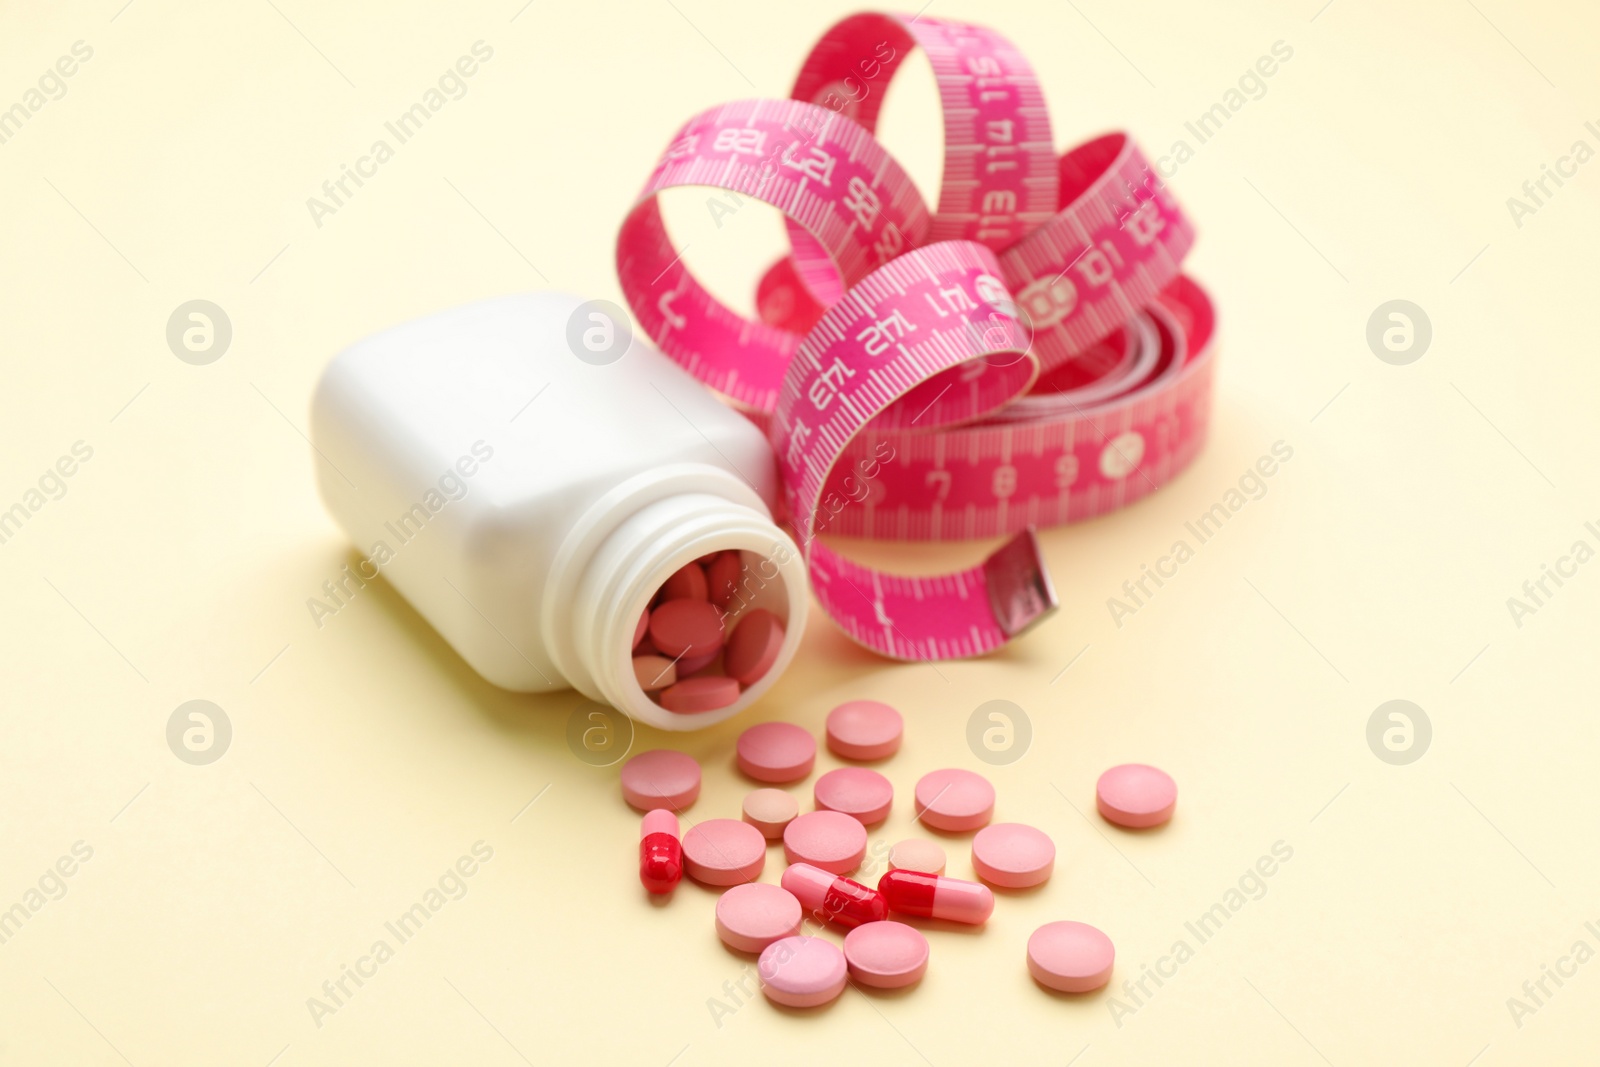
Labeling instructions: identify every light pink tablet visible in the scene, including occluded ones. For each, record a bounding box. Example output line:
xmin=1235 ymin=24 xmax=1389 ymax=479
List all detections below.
xmin=971 ymin=823 xmax=1055 ymax=888
xmin=813 ymin=767 xmax=893 ymax=825
xmin=913 ymin=768 xmax=995 ymax=832
xmin=824 ymin=700 xmax=903 ymax=760
xmin=1096 ymin=764 xmax=1177 ymax=828
xmin=649 ymin=598 xmax=725 ymax=658
xmin=742 ymin=788 xmax=800 ymax=839
xmin=681 ymin=818 xmax=767 ymax=886
xmin=736 ymin=721 xmax=816 ymax=783
xmin=888 ymin=839 xmax=946 ymax=875
xmin=843 ymin=921 xmax=929 ymax=989
xmin=758 ymin=936 xmax=848 ymax=1008
xmin=620 ymin=749 xmax=701 ymax=811
xmin=632 ymin=654 xmax=677 ymax=692
xmin=715 ymin=882 xmax=803 ymax=953
xmin=724 ymin=609 xmax=785 ymax=686
xmin=1027 ymin=921 xmax=1115 ymax=993
xmin=782 ymin=810 xmax=867 ymax=875
xmin=660 ymin=676 xmax=741 ymax=713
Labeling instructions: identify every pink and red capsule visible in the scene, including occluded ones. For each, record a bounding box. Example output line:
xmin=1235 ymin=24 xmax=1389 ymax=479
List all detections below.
xmin=878 ymin=868 xmax=993 ymax=924
xmin=639 ymin=809 xmax=683 ymax=894
xmin=781 ymin=862 xmax=887 ymax=929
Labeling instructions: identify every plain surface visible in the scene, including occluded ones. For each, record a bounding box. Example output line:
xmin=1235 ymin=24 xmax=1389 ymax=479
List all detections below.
xmin=3 ymin=0 xmax=1600 ymax=1064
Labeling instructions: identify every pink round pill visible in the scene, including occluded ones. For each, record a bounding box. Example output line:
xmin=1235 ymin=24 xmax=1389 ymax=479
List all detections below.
xmin=681 ymin=818 xmax=766 ymax=886
xmin=707 ymin=551 xmax=745 ymax=608
xmin=659 ymin=676 xmax=741 ymax=714
xmin=971 ymin=823 xmax=1055 ymax=888
xmin=913 ymin=768 xmax=995 ymax=832
xmin=736 ymin=721 xmax=816 ymax=783
xmin=620 ymin=749 xmax=701 ymax=812
xmin=632 ymin=654 xmax=677 ymax=692
xmin=649 ymin=598 xmax=725 ymax=658
xmin=1027 ymin=920 xmax=1115 ymax=993
xmin=782 ymin=810 xmax=867 ymax=875
xmin=888 ymin=839 xmax=946 ymax=875
xmin=723 ymin=609 xmax=785 ymax=687
xmin=663 ymin=562 xmax=709 ymax=601
xmin=742 ymin=788 xmax=799 ymax=839
xmin=813 ymin=767 xmax=893 ymax=825
xmin=759 ymin=936 xmax=848 ymax=1008
xmin=824 ymin=700 xmax=903 ymax=760
xmin=843 ymin=921 xmax=929 ymax=989
xmin=1096 ymin=764 xmax=1177 ymax=828
xmin=715 ymin=882 xmax=803 ymax=953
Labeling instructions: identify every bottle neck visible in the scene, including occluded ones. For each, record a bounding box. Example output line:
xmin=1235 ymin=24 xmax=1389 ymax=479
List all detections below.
xmin=545 ymin=469 xmax=808 ymax=731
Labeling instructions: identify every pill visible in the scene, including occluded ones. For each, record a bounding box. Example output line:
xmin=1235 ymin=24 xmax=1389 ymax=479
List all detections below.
xmin=715 ymin=882 xmax=803 ymax=953
xmin=659 ymin=676 xmax=741 ymax=714
xmin=878 ymin=869 xmax=994 ymax=925
xmin=913 ymin=768 xmax=995 ymax=832
xmin=633 ymin=609 xmax=649 ymax=650
xmin=824 ymin=700 xmax=903 ymax=760
xmin=632 ymin=654 xmax=677 ymax=692
xmin=724 ymin=609 xmax=785 ymax=687
xmin=681 ymin=818 xmax=767 ymax=886
xmin=1096 ymin=763 xmax=1177 ymax=828
xmin=707 ymin=551 xmax=745 ymax=608
xmin=663 ymin=562 xmax=709 ymax=601
xmin=736 ymin=721 xmax=816 ymax=783
xmin=674 ymin=647 xmax=721 ymax=676
xmin=782 ymin=810 xmax=867 ymax=875
xmin=971 ymin=823 xmax=1056 ymax=888
xmin=888 ymin=839 xmax=946 ymax=875
xmin=780 ymin=862 xmax=888 ymax=929
xmin=649 ymin=598 xmax=725 ymax=659
xmin=843 ymin=921 xmax=929 ymax=989
xmin=1027 ymin=920 xmax=1115 ymax=993
xmin=758 ymin=935 xmax=847 ymax=1008
xmin=639 ymin=809 xmax=682 ymax=895
xmin=742 ymin=788 xmax=799 ymax=839
xmin=620 ymin=749 xmax=701 ymax=811
xmin=813 ymin=767 xmax=893 ymax=825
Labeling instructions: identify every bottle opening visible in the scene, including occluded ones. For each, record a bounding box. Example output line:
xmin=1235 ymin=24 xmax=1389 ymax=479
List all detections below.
xmin=631 ymin=548 xmax=794 ymax=715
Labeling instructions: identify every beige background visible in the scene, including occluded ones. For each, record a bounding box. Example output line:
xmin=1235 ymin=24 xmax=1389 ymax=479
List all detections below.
xmin=3 ymin=0 xmax=1598 ymax=1063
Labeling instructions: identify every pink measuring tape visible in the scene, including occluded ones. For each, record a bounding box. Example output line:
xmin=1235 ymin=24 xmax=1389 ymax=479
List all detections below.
xmin=616 ymin=11 xmax=1216 ymax=662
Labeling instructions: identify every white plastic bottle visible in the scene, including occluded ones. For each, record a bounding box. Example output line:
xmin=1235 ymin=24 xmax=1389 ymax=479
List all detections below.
xmin=309 ymin=291 xmax=808 ymax=731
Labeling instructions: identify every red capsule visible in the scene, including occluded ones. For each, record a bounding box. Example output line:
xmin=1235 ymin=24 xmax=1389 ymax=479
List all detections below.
xmin=639 ymin=809 xmax=683 ymax=894
xmin=878 ymin=868 xmax=993 ymax=924
xmin=781 ymin=862 xmax=888 ymax=928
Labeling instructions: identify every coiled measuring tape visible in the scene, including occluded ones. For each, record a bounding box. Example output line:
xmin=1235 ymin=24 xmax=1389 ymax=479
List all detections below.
xmin=616 ymin=12 xmax=1215 ymax=662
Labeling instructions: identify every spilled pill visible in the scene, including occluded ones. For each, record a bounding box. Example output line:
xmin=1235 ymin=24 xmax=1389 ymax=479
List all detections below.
xmin=1096 ymin=763 xmax=1176 ymax=828
xmin=878 ymin=869 xmax=993 ymax=925
xmin=782 ymin=810 xmax=867 ymax=875
xmin=813 ymin=767 xmax=893 ymax=825
xmin=736 ymin=721 xmax=815 ymax=783
xmin=638 ymin=809 xmax=682 ymax=895
xmin=620 ymin=749 xmax=700 ymax=811
xmin=1027 ymin=920 xmax=1114 ymax=993
xmin=758 ymin=936 xmax=847 ymax=1008
xmin=825 ymin=700 xmax=903 ymax=760
xmin=682 ymin=818 xmax=766 ymax=886
xmin=715 ymin=882 xmax=803 ymax=953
